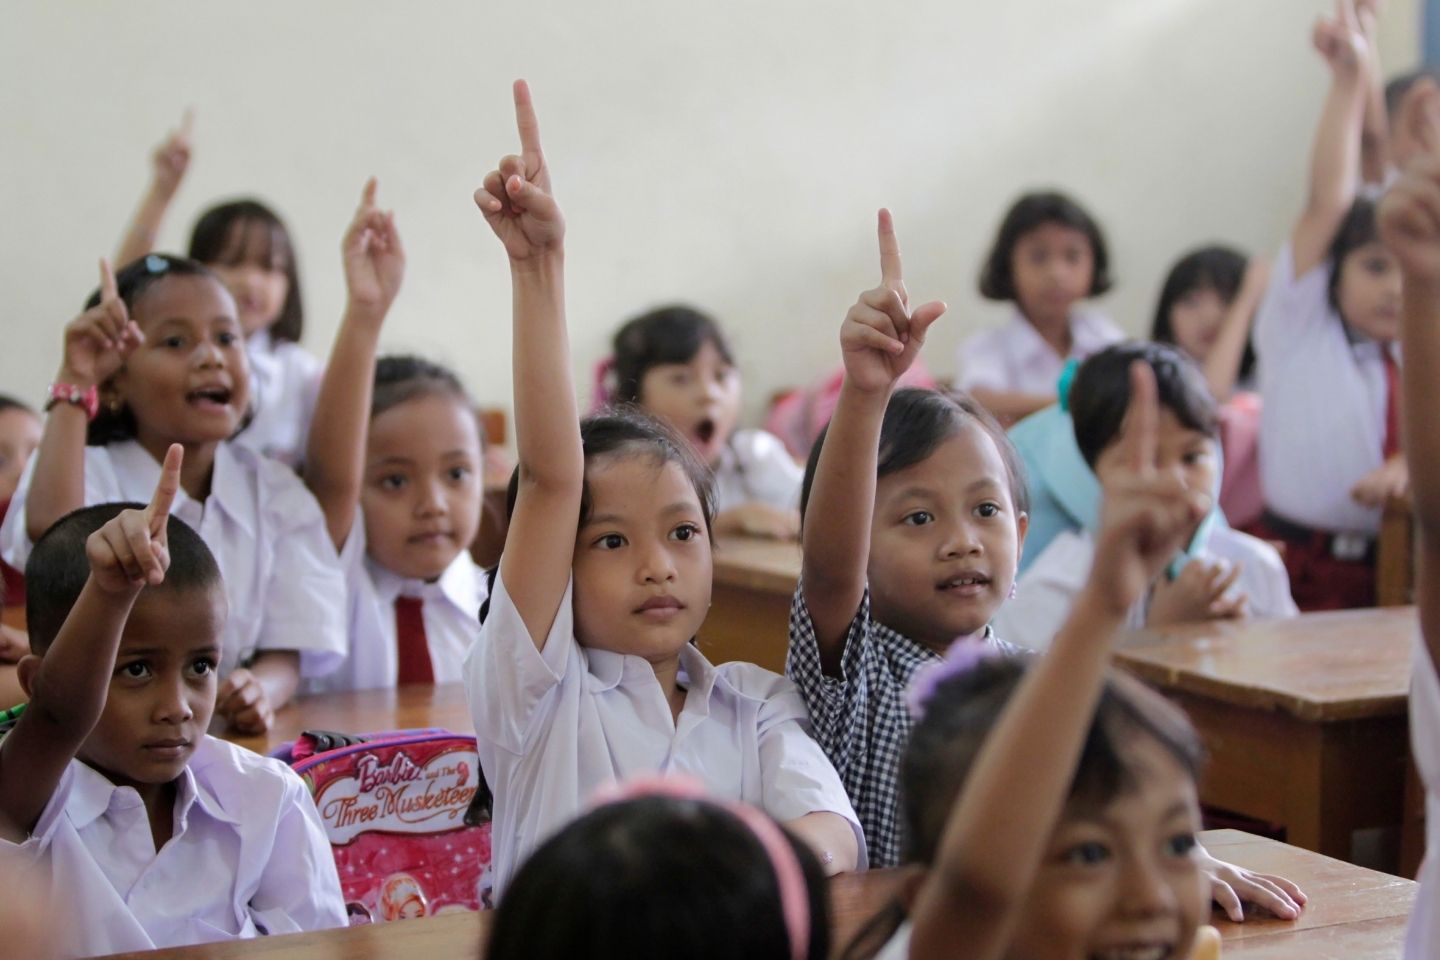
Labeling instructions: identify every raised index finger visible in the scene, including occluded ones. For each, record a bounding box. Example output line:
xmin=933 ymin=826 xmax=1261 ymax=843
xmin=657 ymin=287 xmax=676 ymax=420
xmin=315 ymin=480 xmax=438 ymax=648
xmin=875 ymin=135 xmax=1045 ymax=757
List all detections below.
xmin=99 ymin=257 xmax=118 ymax=301
xmin=877 ymin=208 xmax=902 ymax=289
xmin=1119 ymin=360 xmax=1159 ymax=474
xmin=146 ymin=443 xmax=184 ymax=534
xmin=513 ymin=79 xmax=544 ymax=160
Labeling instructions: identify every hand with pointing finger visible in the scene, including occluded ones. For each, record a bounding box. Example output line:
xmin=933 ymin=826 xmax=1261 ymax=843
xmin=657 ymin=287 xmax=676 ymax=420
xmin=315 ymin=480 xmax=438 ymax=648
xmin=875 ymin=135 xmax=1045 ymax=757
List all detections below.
xmin=58 ymin=258 xmax=144 ymax=391
xmin=1312 ymin=0 xmax=1368 ymax=78
xmin=342 ymin=177 xmax=406 ymax=325
xmin=474 ymin=80 xmax=564 ymax=261
xmin=86 ymin=443 xmax=182 ymax=595
xmin=150 ymin=108 xmax=194 ymax=202
xmin=840 ymin=209 xmax=947 ymax=395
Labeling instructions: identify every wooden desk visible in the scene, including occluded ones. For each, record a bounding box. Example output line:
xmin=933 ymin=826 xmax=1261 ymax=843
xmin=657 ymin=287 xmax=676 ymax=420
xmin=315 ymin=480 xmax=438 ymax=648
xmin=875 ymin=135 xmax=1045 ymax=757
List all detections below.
xmin=1378 ymin=494 xmax=1415 ymax=608
xmin=1117 ymin=608 xmax=1415 ymax=866
xmin=98 ymin=830 xmax=1416 ymax=959
xmin=696 ymin=535 xmax=800 ymax=673
xmin=226 ymin=683 xmax=474 ymax=756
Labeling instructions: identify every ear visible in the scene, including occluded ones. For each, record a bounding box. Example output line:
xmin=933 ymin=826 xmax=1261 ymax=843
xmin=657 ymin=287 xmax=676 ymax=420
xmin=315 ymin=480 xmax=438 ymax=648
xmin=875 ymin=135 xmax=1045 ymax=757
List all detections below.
xmin=1014 ymin=511 xmax=1030 ymax=564
xmin=16 ymin=654 xmax=42 ymax=700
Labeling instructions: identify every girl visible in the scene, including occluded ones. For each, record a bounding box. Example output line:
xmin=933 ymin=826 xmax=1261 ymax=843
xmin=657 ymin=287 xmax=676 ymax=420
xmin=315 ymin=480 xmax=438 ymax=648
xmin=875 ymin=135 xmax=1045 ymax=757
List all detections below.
xmin=847 ymin=363 xmax=1303 ymax=960
xmin=1250 ymin=0 xmax=1406 ymax=610
xmin=604 ymin=305 xmax=803 ymax=539
xmin=787 ymin=209 xmax=1028 ymax=869
xmin=464 ymin=80 xmax=861 ymax=896
xmin=301 ymin=181 xmax=490 ymax=691
xmin=488 ymin=784 xmax=830 ymax=960
xmin=995 ymin=343 xmax=1298 ymax=650
xmin=958 ymin=190 xmax=1122 ymax=424
xmin=116 ymin=113 xmax=320 ymax=467
xmin=0 ymin=254 xmax=346 ymax=733
xmin=0 ymin=396 xmax=41 ymax=605
xmin=1374 ymin=75 xmax=1440 ymax=957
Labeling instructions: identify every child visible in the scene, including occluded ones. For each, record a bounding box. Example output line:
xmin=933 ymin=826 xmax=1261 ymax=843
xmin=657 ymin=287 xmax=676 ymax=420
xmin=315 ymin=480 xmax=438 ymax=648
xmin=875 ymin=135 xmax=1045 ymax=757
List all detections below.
xmin=958 ymin=190 xmax=1122 ymax=424
xmin=464 ymin=80 xmax=861 ymax=896
xmin=786 ymin=209 xmax=1028 ymax=869
xmin=0 ymin=255 xmax=346 ymax=732
xmin=1250 ymin=0 xmax=1405 ymax=610
xmin=847 ymin=364 xmax=1303 ymax=960
xmin=1374 ymin=74 xmax=1440 ymax=957
xmin=0 ymin=396 xmax=40 ymax=684
xmin=301 ymin=179 xmax=489 ymax=691
xmin=606 ymin=305 xmax=803 ymax=539
xmin=996 ymin=343 xmax=1297 ymax=650
xmin=116 ymin=113 xmax=320 ymax=467
xmin=489 ymin=784 xmax=830 ymax=960
xmin=0 ymin=448 xmax=345 ymax=957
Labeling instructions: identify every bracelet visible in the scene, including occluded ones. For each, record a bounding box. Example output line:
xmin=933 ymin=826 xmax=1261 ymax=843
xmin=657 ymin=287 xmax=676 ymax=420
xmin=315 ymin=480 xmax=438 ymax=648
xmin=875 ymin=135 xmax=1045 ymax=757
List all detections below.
xmin=45 ymin=382 xmax=99 ymax=421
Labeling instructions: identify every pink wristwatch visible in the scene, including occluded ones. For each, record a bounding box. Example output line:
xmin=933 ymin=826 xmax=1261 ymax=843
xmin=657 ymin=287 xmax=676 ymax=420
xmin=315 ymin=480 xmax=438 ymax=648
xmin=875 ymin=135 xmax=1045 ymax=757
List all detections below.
xmin=45 ymin=382 xmax=99 ymax=421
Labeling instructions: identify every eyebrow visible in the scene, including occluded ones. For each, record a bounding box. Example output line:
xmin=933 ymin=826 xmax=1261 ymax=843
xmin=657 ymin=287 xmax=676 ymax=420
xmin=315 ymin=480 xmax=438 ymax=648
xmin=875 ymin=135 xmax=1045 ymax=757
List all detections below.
xmin=582 ymin=501 xmax=699 ymax=528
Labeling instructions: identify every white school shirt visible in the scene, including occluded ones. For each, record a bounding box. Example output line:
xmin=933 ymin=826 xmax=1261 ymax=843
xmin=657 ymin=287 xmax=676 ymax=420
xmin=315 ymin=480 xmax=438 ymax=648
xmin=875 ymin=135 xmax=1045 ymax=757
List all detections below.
xmin=303 ymin=510 xmax=489 ymax=693
xmin=464 ymin=573 xmax=865 ymax=897
xmin=994 ymin=524 xmax=1298 ymax=652
xmin=0 ymin=736 xmax=346 ymax=957
xmin=713 ymin=428 xmax=803 ymax=514
xmin=0 ymin=439 xmax=347 ymax=679
xmin=955 ymin=307 xmax=1123 ymax=398
xmin=235 ymin=332 xmax=323 ymax=468
xmin=1255 ymin=243 xmax=1395 ymax=535
xmin=1406 ymin=636 xmax=1440 ymax=958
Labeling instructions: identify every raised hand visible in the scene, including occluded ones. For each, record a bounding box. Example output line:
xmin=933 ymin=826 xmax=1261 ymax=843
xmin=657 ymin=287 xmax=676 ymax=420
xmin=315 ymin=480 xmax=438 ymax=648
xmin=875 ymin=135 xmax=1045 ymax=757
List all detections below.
xmin=151 ymin=108 xmax=193 ymax=200
xmin=342 ymin=177 xmax=406 ymax=322
xmin=1312 ymin=0 xmax=1368 ymax=77
xmin=86 ymin=443 xmax=181 ymax=593
xmin=1089 ymin=363 xmax=1212 ymax=615
xmin=839 ymin=209 xmax=946 ymax=394
xmin=1379 ymin=78 xmax=1440 ymax=283
xmin=474 ymin=80 xmax=564 ymax=260
xmin=59 ymin=258 xmax=144 ymax=390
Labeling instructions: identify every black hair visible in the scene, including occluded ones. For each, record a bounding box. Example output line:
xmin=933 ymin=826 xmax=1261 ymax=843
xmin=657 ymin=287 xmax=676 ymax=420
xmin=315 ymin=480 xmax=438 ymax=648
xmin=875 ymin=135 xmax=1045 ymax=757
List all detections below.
xmin=1386 ymin=67 xmax=1440 ymax=118
xmin=372 ymin=355 xmax=473 ymax=420
xmin=82 ymin=254 xmax=231 ymax=445
xmin=610 ymin=305 xmax=736 ymax=404
xmin=1326 ymin=197 xmax=1383 ymax=317
xmin=799 ymin=388 xmax=1029 ymax=524
xmin=488 ymin=795 xmax=830 ymax=960
xmin=1150 ymin=245 xmax=1256 ymax=383
xmin=843 ymin=657 xmax=1202 ymax=959
xmin=188 ymin=199 xmax=304 ymax=344
xmin=479 ymin=406 xmax=716 ymax=623
xmin=1069 ymin=342 xmax=1219 ymax=470
xmin=24 ymin=502 xmax=222 ymax=655
xmin=0 ymin=395 xmax=36 ymax=417
xmin=978 ymin=191 xmax=1112 ymax=302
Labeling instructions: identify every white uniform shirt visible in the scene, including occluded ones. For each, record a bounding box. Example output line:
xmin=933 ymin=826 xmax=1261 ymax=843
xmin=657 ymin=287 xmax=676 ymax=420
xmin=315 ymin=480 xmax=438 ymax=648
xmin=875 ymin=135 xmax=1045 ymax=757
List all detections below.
xmin=236 ymin=332 xmax=322 ymax=468
xmin=0 ymin=737 xmax=346 ymax=957
xmin=0 ymin=440 xmax=347 ymax=679
xmin=713 ymin=428 xmax=803 ymax=514
xmin=955 ymin=307 xmax=1123 ymax=398
xmin=304 ymin=511 xmax=489 ymax=693
xmin=1256 ymin=243 xmax=1395 ymax=534
xmin=1406 ymin=636 xmax=1440 ymax=958
xmin=995 ymin=524 xmax=1299 ymax=652
xmin=465 ymin=573 xmax=865 ymax=896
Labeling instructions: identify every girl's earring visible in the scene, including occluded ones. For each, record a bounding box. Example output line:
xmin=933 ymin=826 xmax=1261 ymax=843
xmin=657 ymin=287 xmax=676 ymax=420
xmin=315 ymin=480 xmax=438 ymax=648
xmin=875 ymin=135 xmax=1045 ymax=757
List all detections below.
xmin=107 ymin=396 xmax=123 ymax=414
xmin=1008 ymin=582 xmax=1018 ymax=600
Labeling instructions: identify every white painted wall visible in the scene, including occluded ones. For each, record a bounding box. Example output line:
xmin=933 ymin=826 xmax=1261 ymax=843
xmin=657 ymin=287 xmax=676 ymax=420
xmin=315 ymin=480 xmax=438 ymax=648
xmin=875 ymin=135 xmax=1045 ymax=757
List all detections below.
xmin=0 ymin=0 xmax=1419 ymax=427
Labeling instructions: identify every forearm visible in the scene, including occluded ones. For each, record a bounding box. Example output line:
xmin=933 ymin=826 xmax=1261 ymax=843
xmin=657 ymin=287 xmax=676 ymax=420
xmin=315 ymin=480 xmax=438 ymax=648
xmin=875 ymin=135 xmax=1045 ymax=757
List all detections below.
xmin=25 ymin=404 xmax=89 ymax=543
xmin=1402 ymin=276 xmax=1440 ymax=537
xmin=511 ymin=253 xmax=583 ymax=495
xmin=248 ymin=650 xmax=301 ymax=711
xmin=304 ymin=306 xmax=383 ymax=548
xmin=1306 ymin=71 xmax=1368 ymax=229
xmin=784 ymin=811 xmax=859 ymax=875
xmin=969 ymin=386 xmax=1054 ymax=425
xmin=1203 ymin=286 xmax=1263 ymax=401
xmin=1360 ymin=25 xmax=1389 ymax=184
xmin=116 ymin=182 xmax=175 ymax=268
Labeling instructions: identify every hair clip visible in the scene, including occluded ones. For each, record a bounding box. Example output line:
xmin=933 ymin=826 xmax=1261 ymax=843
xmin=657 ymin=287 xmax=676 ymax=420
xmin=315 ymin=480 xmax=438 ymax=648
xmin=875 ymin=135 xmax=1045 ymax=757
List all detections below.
xmin=144 ymin=254 xmax=170 ymax=275
xmin=907 ymin=637 xmax=996 ymax=720
xmin=1056 ymin=358 xmax=1080 ymax=412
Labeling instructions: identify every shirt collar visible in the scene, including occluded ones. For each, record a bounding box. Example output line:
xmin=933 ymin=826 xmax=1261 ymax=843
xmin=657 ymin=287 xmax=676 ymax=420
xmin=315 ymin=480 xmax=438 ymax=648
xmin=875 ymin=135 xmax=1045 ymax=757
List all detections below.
xmin=368 ymin=549 xmax=485 ymax=614
xmin=580 ymin=641 xmax=766 ymax=711
xmin=66 ymin=744 xmax=239 ymax=832
xmin=110 ymin=440 xmax=256 ymax=539
xmin=1007 ymin=307 xmax=1106 ymax=370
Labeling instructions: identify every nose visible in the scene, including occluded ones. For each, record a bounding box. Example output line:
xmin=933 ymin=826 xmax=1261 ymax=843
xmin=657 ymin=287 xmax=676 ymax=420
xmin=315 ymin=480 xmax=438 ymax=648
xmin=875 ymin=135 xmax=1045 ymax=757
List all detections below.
xmin=194 ymin=337 xmax=226 ymax=369
xmin=1115 ymin=853 xmax=1179 ymax=919
xmin=413 ymin=475 xmax=449 ymax=518
xmin=637 ymin=538 xmax=678 ymax=585
xmin=153 ymin=674 xmax=195 ymax=726
xmin=938 ymin=517 xmax=983 ymax=560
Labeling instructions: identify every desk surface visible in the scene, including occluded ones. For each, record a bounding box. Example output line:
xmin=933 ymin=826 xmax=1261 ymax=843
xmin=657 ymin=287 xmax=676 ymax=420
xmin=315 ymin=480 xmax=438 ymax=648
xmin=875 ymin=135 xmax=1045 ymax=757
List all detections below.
xmin=1116 ymin=607 xmax=1416 ymax=722
xmin=711 ymin=535 xmax=801 ymax=595
xmin=227 ymin=682 xmax=474 ymax=756
xmin=99 ymin=830 xmax=1416 ymax=959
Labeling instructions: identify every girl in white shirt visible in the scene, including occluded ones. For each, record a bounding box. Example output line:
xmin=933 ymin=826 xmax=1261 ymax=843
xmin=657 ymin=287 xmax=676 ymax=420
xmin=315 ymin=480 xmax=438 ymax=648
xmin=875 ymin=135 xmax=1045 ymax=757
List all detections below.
xmin=958 ymin=190 xmax=1122 ymax=425
xmin=116 ymin=114 xmax=321 ymax=467
xmin=0 ymin=254 xmax=345 ymax=733
xmin=465 ymin=81 xmax=861 ymax=897
xmin=605 ymin=305 xmax=803 ymax=540
xmin=300 ymin=179 xmax=489 ymax=692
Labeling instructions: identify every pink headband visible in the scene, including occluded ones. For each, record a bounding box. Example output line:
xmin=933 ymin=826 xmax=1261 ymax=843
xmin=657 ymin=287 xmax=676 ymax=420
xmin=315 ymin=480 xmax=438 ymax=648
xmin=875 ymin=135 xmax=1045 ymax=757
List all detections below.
xmin=590 ymin=356 xmax=616 ymax=415
xmin=592 ymin=776 xmax=809 ymax=960
xmin=906 ymin=632 xmax=996 ymax=720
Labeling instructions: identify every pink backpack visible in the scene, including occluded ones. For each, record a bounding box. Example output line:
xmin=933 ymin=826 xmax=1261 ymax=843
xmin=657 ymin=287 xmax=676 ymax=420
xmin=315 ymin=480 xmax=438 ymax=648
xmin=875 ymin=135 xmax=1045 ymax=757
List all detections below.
xmin=287 ymin=729 xmax=494 ymax=921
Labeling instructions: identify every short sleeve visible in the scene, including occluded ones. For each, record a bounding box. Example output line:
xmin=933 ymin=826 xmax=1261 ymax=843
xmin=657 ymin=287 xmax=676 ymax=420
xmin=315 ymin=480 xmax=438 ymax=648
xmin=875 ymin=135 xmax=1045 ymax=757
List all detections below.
xmin=254 ymin=462 xmax=347 ymax=667
xmin=0 ymin=447 xmax=125 ymax=569
xmin=730 ymin=430 xmax=803 ymax=511
xmin=0 ymin=763 xmax=74 ymax=858
xmin=1254 ymin=242 xmax=1335 ymax=355
xmin=955 ymin=328 xmax=1011 ymax=393
xmin=247 ymin=771 xmax=347 ymax=935
xmin=464 ymin=571 xmax=578 ymax=754
xmin=785 ymin=586 xmax=876 ymax=780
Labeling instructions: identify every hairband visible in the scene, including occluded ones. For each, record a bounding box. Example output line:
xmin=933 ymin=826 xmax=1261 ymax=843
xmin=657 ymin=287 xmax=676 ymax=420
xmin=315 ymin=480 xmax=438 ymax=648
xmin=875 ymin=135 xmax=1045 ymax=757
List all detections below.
xmin=906 ymin=634 xmax=997 ymax=720
xmin=143 ymin=254 xmax=170 ymax=275
xmin=592 ymin=775 xmax=810 ymax=960
xmin=590 ymin=356 xmax=617 ymax=415
xmin=1056 ymin=358 xmax=1080 ymax=412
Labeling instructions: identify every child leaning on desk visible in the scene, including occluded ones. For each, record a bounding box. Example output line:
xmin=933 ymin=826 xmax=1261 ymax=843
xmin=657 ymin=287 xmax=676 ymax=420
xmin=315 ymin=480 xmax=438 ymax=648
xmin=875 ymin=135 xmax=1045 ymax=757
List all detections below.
xmin=0 ymin=446 xmax=345 ymax=958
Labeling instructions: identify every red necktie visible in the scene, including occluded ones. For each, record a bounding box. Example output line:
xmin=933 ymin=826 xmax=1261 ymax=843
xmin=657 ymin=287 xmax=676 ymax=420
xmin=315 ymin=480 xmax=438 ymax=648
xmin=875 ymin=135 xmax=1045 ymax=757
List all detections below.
xmin=1383 ymin=350 xmax=1401 ymax=459
xmin=395 ymin=596 xmax=434 ymax=685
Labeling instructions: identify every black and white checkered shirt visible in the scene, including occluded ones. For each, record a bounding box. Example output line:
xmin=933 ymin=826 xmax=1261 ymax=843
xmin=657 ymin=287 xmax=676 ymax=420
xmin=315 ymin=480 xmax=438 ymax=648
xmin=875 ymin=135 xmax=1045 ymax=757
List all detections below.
xmin=785 ymin=585 xmax=1021 ymax=868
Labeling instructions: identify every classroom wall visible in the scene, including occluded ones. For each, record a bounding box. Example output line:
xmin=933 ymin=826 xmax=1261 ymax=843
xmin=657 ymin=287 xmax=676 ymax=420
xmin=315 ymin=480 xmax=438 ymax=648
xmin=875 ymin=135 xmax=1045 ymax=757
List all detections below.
xmin=0 ymin=0 xmax=1420 ymax=427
